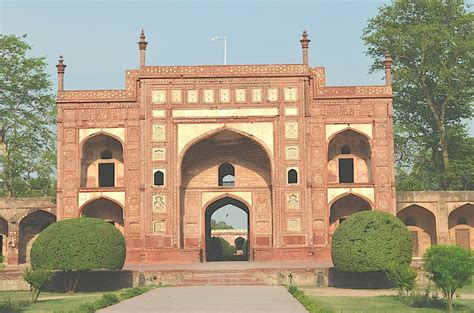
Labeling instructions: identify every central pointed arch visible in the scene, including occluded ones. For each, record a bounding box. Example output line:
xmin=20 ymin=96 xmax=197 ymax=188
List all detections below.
xmin=203 ymin=196 xmax=250 ymax=262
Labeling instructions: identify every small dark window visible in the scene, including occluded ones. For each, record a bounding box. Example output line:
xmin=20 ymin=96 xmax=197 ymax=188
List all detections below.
xmin=154 ymin=171 xmax=164 ymax=186
xmin=404 ymin=217 xmax=416 ymax=226
xmin=457 ymin=217 xmax=468 ymax=225
xmin=288 ymin=169 xmax=298 ymax=184
xmin=339 ymin=158 xmax=354 ymax=183
xmin=218 ymin=163 xmax=235 ymax=187
xmin=101 ymin=150 xmax=113 ymax=159
xmin=341 ymin=145 xmax=351 ymax=154
xmin=99 ymin=163 xmax=115 ymax=187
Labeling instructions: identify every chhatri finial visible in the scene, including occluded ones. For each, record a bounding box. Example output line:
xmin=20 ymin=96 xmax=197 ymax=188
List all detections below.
xmin=138 ymin=29 xmax=148 ymax=67
xmin=299 ymin=31 xmax=311 ymax=66
xmin=56 ymin=55 xmax=66 ymax=91
xmin=383 ymin=49 xmax=393 ymax=86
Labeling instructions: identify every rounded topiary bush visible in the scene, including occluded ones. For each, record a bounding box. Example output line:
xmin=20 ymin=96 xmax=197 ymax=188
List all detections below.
xmin=332 ymin=210 xmax=412 ymax=272
xmin=31 ymin=217 xmax=126 ymax=271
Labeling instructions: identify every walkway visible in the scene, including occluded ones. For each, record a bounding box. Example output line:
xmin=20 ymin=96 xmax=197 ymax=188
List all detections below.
xmin=98 ymin=285 xmax=308 ymax=313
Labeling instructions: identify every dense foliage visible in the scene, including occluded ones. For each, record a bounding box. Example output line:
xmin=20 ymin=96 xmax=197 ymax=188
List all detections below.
xmin=0 ymin=34 xmax=56 ymax=197
xmin=385 ymin=262 xmax=417 ymax=296
xmin=30 ymin=218 xmax=126 ymax=271
xmin=332 ymin=211 xmax=412 ymax=272
xmin=363 ymin=0 xmax=473 ymax=190
xmin=206 ymin=236 xmax=236 ymax=261
xmin=423 ymin=245 xmax=474 ymax=312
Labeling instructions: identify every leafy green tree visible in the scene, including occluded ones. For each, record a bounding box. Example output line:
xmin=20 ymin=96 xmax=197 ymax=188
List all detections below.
xmin=22 ymin=267 xmax=54 ymax=302
xmin=30 ymin=218 xmax=126 ymax=292
xmin=363 ymin=0 xmax=473 ymax=190
xmin=423 ymin=245 xmax=473 ymax=312
xmin=0 ymin=34 xmax=56 ymax=197
xmin=385 ymin=262 xmax=417 ymax=296
xmin=332 ymin=210 xmax=412 ymax=272
xmin=210 ymin=219 xmax=233 ymax=230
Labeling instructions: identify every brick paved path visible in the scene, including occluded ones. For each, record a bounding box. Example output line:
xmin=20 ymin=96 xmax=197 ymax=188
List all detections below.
xmin=99 ymin=285 xmax=307 ymax=313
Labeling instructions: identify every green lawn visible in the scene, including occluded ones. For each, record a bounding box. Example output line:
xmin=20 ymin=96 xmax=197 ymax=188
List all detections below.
xmin=310 ymin=295 xmax=474 ymax=313
xmin=0 ymin=290 xmax=105 ymax=312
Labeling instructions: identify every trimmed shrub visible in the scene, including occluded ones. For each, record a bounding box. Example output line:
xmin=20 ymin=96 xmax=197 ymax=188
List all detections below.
xmin=30 ymin=217 xmax=126 ymax=292
xmin=423 ymin=245 xmax=474 ymax=312
xmin=332 ymin=210 xmax=412 ymax=272
xmin=31 ymin=217 xmax=125 ymax=271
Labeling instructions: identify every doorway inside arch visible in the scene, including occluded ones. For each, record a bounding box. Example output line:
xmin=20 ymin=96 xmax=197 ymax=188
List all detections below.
xmin=205 ymin=197 xmax=249 ymax=262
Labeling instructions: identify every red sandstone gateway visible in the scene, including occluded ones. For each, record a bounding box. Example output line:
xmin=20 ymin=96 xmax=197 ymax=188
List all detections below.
xmin=54 ymin=30 xmax=396 ymax=264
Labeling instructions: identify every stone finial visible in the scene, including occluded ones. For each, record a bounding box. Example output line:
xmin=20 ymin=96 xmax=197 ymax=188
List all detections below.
xmin=138 ymin=29 xmax=148 ymax=67
xmin=300 ymin=31 xmax=311 ymax=66
xmin=300 ymin=31 xmax=310 ymax=49
xmin=383 ymin=50 xmax=393 ymax=86
xmin=138 ymin=28 xmax=148 ymax=50
xmin=56 ymin=55 xmax=66 ymax=91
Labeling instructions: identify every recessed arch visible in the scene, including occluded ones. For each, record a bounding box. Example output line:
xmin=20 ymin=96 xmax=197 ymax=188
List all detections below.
xmin=329 ymin=194 xmax=372 ymax=240
xmin=80 ymin=133 xmax=124 ymax=188
xmin=448 ymin=203 xmax=473 ymax=249
xmin=328 ymin=191 xmax=375 ymax=210
xmin=18 ymin=210 xmax=56 ymax=264
xmin=327 ymin=129 xmax=372 ymax=184
xmin=80 ymin=197 xmax=124 ymax=229
xmin=397 ymin=204 xmax=437 ymax=257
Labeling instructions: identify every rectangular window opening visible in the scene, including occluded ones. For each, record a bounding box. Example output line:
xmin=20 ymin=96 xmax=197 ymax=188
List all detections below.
xmin=99 ymin=163 xmax=115 ymax=187
xmin=339 ymin=158 xmax=354 ymax=183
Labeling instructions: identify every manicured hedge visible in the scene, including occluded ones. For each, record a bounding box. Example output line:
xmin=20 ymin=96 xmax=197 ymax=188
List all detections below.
xmin=332 ymin=210 xmax=412 ymax=272
xmin=30 ymin=217 xmax=126 ymax=271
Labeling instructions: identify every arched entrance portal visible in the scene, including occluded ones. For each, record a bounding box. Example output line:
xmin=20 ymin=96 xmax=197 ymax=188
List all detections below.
xmin=81 ymin=198 xmax=124 ymax=234
xmin=204 ymin=197 xmax=250 ymax=262
xmin=19 ymin=210 xmax=56 ymax=264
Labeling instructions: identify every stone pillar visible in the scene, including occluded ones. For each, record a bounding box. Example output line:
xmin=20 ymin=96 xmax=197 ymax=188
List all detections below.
xmin=7 ymin=223 xmax=18 ymax=265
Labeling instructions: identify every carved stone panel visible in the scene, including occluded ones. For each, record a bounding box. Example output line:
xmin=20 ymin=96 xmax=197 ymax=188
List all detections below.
xmin=287 ymin=218 xmax=301 ymax=232
xmin=285 ymin=122 xmax=298 ymax=139
xmin=286 ymin=146 xmax=299 ymax=160
xmin=152 ymin=148 xmax=166 ymax=161
xmin=152 ymin=195 xmax=166 ymax=213
xmin=153 ymin=221 xmax=165 ymax=233
xmin=152 ymin=124 xmax=165 ymax=142
xmin=287 ymin=193 xmax=300 ymax=210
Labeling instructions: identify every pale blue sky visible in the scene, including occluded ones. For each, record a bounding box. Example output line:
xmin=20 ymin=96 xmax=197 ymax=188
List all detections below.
xmin=1 ymin=1 xmax=472 ymax=227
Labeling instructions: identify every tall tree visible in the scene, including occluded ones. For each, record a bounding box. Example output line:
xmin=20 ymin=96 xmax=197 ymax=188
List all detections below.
xmin=0 ymin=34 xmax=56 ymax=197
xmin=362 ymin=0 xmax=473 ymax=190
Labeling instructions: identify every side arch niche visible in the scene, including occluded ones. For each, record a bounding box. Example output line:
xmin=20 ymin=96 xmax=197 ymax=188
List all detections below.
xmin=81 ymin=198 xmax=125 ymax=234
xmin=327 ymin=130 xmax=371 ymax=184
xmin=397 ymin=205 xmax=437 ymax=257
xmin=448 ymin=203 xmax=473 ymax=249
xmin=18 ymin=210 xmax=56 ymax=264
xmin=81 ymin=134 xmax=124 ymax=188
xmin=329 ymin=194 xmax=372 ymax=237
xmin=0 ymin=217 xmax=7 ymax=261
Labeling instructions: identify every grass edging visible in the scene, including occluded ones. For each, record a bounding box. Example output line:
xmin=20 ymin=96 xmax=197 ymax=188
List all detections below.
xmin=287 ymin=285 xmax=332 ymax=313
xmin=66 ymin=286 xmax=154 ymax=313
